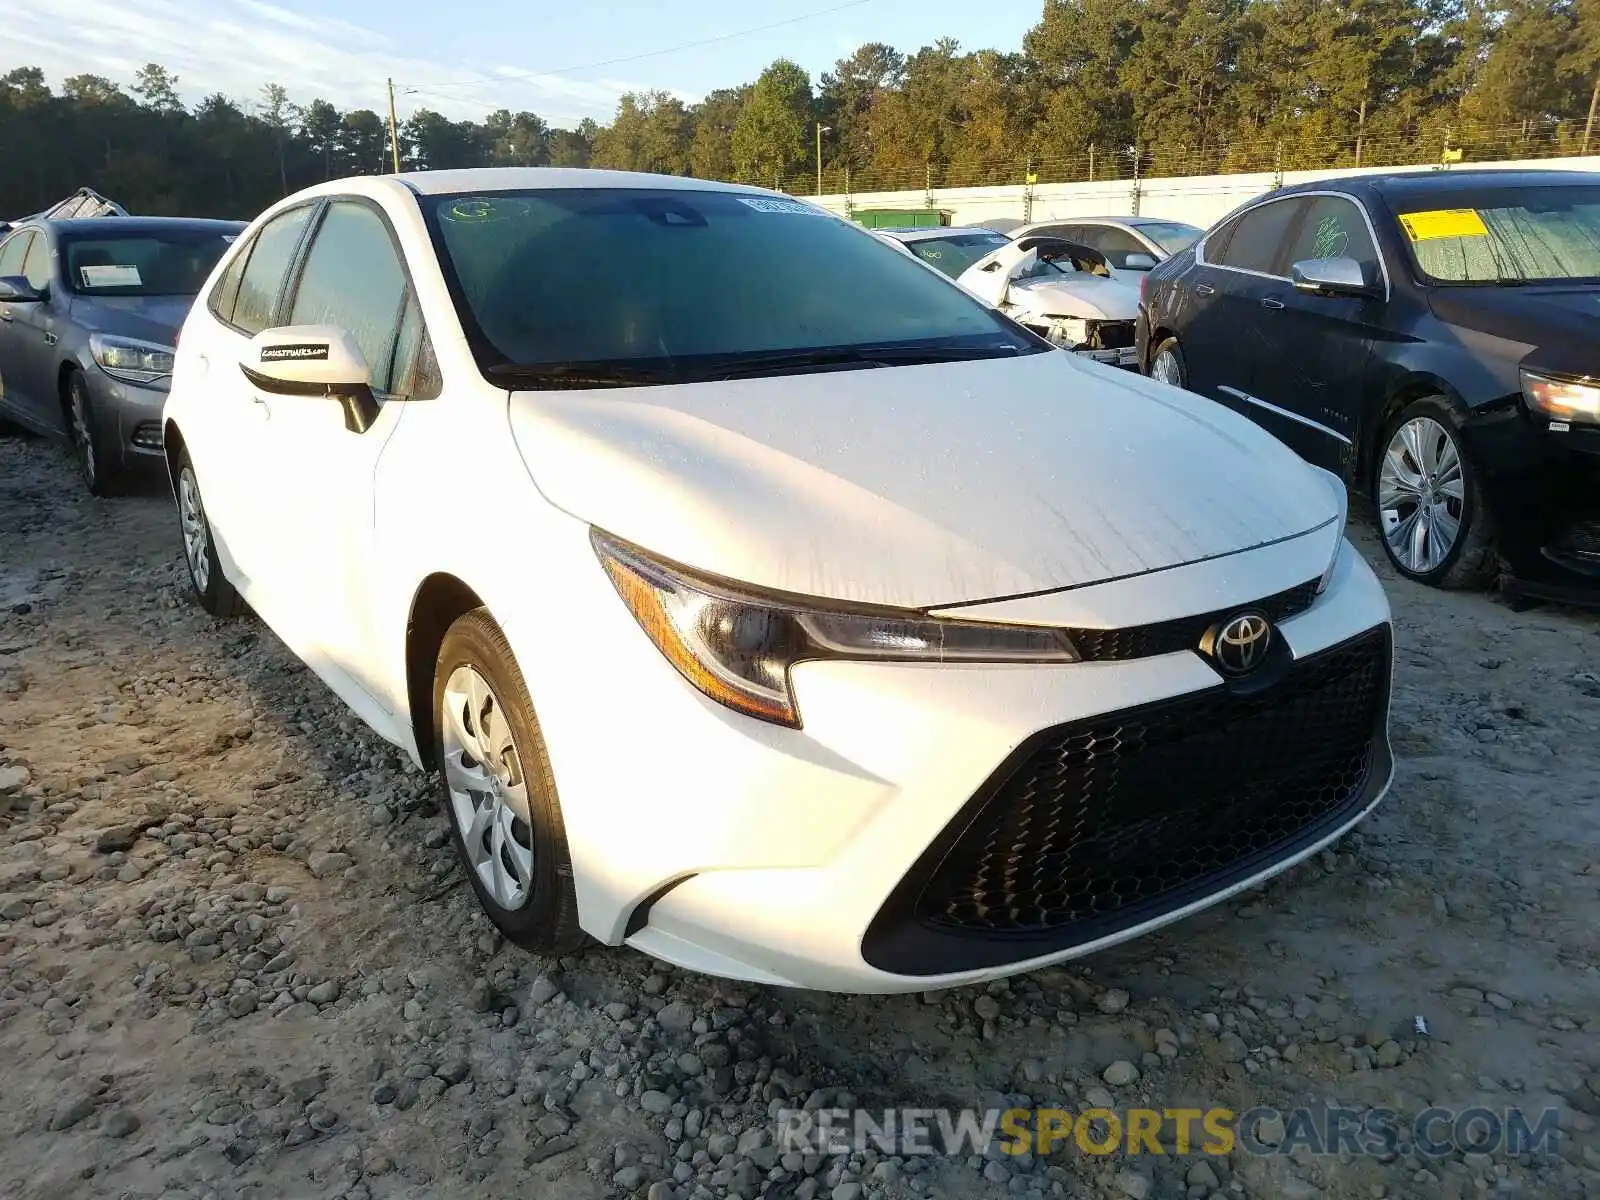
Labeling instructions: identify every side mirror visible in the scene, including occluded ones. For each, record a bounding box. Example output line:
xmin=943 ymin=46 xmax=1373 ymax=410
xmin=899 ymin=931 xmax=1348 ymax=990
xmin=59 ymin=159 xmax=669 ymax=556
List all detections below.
xmin=1291 ymin=257 xmax=1375 ymax=298
xmin=0 ymin=275 xmax=44 ymax=303
xmin=1123 ymin=252 xmax=1158 ymax=270
xmin=240 ymin=325 xmax=378 ymax=434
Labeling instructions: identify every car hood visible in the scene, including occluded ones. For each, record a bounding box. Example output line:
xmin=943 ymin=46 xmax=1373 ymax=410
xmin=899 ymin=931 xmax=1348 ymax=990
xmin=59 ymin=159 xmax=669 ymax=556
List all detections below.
xmin=68 ymin=294 xmax=194 ymax=346
xmin=1427 ymin=284 xmax=1600 ymax=377
xmin=1004 ymin=276 xmax=1140 ymax=320
xmin=507 ymin=350 xmax=1338 ymax=609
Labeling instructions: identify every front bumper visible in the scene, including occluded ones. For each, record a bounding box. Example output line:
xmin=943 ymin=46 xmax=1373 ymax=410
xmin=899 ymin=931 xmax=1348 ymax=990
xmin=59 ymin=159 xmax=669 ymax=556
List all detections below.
xmin=84 ymin=368 xmax=168 ymax=465
xmin=592 ymin=540 xmax=1393 ymax=992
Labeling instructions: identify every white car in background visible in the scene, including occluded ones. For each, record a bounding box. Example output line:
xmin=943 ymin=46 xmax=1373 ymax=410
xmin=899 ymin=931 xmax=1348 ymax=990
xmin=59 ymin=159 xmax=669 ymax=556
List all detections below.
xmin=1010 ymin=215 xmax=1204 ymax=274
xmin=881 ymin=227 xmax=1143 ymax=367
xmin=162 ymin=168 xmax=1393 ymax=993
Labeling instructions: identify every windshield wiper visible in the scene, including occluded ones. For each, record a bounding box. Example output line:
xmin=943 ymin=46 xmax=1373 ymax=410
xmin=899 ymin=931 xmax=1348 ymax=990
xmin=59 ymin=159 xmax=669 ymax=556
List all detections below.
xmin=692 ymin=343 xmax=1025 ymax=381
xmin=485 ymin=361 xmax=680 ymax=389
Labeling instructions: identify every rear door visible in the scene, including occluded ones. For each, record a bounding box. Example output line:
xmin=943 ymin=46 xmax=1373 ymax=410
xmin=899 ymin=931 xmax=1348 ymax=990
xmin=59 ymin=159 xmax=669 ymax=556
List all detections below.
xmin=1247 ymin=193 xmax=1384 ymax=474
xmin=1180 ymin=197 xmax=1306 ymax=405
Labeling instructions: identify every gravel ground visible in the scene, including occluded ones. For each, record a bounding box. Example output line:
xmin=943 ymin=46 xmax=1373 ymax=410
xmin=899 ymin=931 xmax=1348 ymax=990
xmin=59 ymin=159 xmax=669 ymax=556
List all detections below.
xmin=2 ymin=427 xmax=1599 ymax=1200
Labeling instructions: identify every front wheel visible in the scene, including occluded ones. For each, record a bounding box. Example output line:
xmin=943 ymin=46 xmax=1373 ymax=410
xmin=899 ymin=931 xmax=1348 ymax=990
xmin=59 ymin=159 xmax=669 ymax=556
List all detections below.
xmin=1372 ymin=396 xmax=1497 ymax=589
xmin=67 ymin=371 xmax=119 ymax=496
xmin=433 ymin=609 xmax=585 ymax=953
xmin=1147 ymin=337 xmax=1188 ymax=389
xmin=174 ymin=449 xmax=244 ymax=617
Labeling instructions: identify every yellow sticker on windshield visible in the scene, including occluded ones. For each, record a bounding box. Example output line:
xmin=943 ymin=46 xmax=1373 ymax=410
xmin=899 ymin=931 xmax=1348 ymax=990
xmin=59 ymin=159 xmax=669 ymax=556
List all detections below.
xmin=1398 ymin=208 xmax=1488 ymax=241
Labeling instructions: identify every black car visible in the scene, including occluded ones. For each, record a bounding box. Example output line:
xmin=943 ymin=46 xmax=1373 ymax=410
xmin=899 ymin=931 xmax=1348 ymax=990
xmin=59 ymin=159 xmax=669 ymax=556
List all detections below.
xmin=0 ymin=215 xmax=244 ymax=494
xmin=1136 ymin=168 xmax=1600 ymax=598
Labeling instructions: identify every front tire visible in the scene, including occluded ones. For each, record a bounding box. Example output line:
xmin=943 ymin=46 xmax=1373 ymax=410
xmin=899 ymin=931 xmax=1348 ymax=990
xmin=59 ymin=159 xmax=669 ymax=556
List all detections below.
xmin=1372 ymin=395 xmax=1497 ymax=589
xmin=67 ymin=371 xmax=119 ymax=496
xmin=174 ymin=449 xmax=243 ymax=617
xmin=1147 ymin=337 xmax=1188 ymax=389
xmin=433 ymin=609 xmax=584 ymax=953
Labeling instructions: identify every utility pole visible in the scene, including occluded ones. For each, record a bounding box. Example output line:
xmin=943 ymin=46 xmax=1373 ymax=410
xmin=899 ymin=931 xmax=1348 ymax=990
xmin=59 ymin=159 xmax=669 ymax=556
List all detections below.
xmin=1088 ymin=143 xmax=1095 ymax=182
xmin=924 ymin=156 xmax=933 ymax=209
xmin=1355 ymin=98 xmax=1366 ymax=168
xmin=1024 ymin=156 xmax=1036 ymax=223
xmin=815 ymin=123 xmax=829 ymax=196
xmin=387 ymin=78 xmax=402 ymax=174
xmin=1126 ymin=145 xmax=1142 ymax=216
xmin=1585 ymin=70 xmax=1599 ymax=156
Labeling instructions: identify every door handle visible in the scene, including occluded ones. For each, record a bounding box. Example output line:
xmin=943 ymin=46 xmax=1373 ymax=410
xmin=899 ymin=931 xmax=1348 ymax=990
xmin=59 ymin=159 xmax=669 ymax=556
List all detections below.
xmin=252 ymin=397 xmax=270 ymax=421
xmin=43 ymin=331 xmax=57 ymax=345
xmin=1194 ymin=283 xmax=1215 ymax=296
xmin=1260 ymin=297 xmax=1285 ymax=310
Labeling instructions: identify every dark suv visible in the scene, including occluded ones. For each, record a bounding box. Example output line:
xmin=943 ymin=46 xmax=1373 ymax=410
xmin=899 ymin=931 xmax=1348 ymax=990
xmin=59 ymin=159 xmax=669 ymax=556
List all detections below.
xmin=1136 ymin=169 xmax=1600 ymax=599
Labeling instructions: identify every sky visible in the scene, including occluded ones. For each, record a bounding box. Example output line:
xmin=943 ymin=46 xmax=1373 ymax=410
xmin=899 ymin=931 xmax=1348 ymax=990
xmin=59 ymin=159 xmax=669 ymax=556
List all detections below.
xmin=2 ymin=0 xmax=1042 ymax=129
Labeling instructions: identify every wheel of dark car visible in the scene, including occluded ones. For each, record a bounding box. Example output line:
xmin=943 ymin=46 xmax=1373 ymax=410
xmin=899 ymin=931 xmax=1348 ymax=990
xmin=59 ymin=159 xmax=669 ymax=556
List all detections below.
xmin=67 ymin=371 xmax=118 ymax=496
xmin=174 ymin=448 xmax=244 ymax=617
xmin=433 ymin=609 xmax=585 ymax=953
xmin=1373 ymin=395 xmax=1497 ymax=590
xmin=1148 ymin=337 xmax=1188 ymax=389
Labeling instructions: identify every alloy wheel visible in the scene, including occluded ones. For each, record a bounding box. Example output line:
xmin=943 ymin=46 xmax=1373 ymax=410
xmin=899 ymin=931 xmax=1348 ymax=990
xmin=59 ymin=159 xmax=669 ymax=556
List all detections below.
xmin=177 ymin=467 xmax=211 ymax=593
xmin=1150 ymin=348 xmax=1183 ymax=387
xmin=1378 ymin=415 xmax=1465 ymax=576
xmin=70 ymin=379 xmax=97 ymax=489
xmin=441 ymin=664 xmax=536 ymax=911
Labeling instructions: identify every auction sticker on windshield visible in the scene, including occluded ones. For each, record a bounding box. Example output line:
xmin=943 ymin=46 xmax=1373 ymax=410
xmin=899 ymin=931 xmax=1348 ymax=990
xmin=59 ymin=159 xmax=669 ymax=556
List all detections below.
xmin=1398 ymin=209 xmax=1488 ymax=241
xmin=736 ymin=197 xmax=830 ymax=216
xmin=79 ymin=264 xmax=142 ymax=287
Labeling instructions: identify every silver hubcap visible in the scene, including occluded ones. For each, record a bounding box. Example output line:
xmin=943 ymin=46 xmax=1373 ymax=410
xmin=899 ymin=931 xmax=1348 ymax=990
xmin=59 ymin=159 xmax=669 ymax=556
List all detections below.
xmin=70 ymin=383 xmax=95 ymax=484
xmin=178 ymin=467 xmax=210 ymax=593
xmin=441 ymin=665 xmax=535 ymax=911
xmin=1378 ymin=416 xmax=1465 ymax=575
xmin=1150 ymin=348 xmax=1183 ymax=387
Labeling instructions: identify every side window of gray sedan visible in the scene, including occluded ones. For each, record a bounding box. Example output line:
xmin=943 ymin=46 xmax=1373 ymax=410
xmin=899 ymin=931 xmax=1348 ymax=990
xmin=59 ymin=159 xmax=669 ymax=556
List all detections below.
xmin=0 ymin=230 xmax=31 ymax=277
xmin=21 ymin=234 xmax=53 ymax=291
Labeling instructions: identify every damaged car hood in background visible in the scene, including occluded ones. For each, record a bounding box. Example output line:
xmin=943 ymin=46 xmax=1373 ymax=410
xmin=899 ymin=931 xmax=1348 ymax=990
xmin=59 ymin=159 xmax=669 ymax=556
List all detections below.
xmin=506 ymin=349 xmax=1338 ymax=610
xmin=955 ymin=239 xmax=1140 ymax=320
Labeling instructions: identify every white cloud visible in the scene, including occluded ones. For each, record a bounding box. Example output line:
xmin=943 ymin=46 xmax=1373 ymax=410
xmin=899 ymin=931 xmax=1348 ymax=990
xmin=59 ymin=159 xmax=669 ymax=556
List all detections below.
xmin=0 ymin=0 xmax=648 ymax=125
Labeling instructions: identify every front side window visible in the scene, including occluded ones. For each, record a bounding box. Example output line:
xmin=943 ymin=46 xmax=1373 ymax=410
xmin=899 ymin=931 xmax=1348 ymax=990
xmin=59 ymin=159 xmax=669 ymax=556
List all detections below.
xmin=1074 ymin=224 xmax=1149 ymax=267
xmin=233 ymin=205 xmax=315 ymax=335
xmin=1215 ymin=199 xmax=1305 ymax=275
xmin=423 ymin=189 xmax=1041 ymax=381
xmin=287 ymin=202 xmax=409 ymax=393
xmin=0 ymin=230 xmax=32 ymax=278
xmin=902 ymin=231 xmax=1013 ymax=278
xmin=62 ymin=228 xmax=237 ymax=297
xmin=1282 ymin=197 xmax=1378 ymax=273
xmin=1396 ymin=185 xmax=1600 ymax=284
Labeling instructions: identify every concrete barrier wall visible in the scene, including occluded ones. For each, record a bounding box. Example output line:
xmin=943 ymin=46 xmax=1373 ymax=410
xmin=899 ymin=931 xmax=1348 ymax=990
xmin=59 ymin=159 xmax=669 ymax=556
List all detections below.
xmin=809 ymin=156 xmax=1600 ymax=230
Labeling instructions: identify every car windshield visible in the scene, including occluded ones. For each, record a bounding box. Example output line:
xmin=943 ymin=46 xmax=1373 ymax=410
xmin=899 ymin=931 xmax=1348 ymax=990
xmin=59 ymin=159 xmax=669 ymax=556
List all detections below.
xmin=1396 ymin=185 xmax=1600 ymax=284
xmin=62 ymin=228 xmax=237 ymax=297
xmin=421 ymin=189 xmax=1040 ymax=380
xmin=900 ymin=231 xmax=1013 ymax=278
xmin=1133 ymin=221 xmax=1202 ymax=254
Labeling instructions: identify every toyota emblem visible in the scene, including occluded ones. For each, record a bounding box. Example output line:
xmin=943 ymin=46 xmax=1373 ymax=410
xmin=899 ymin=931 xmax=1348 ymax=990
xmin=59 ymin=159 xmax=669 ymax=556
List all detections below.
xmin=1203 ymin=611 xmax=1273 ymax=676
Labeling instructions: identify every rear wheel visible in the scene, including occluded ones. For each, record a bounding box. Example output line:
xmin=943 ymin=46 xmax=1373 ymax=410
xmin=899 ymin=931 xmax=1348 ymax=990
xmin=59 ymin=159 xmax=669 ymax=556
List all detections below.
xmin=67 ymin=371 xmax=119 ymax=496
xmin=1372 ymin=395 xmax=1497 ymax=589
xmin=175 ymin=449 xmax=243 ymax=617
xmin=433 ymin=609 xmax=584 ymax=953
xmin=1148 ymin=337 xmax=1187 ymax=389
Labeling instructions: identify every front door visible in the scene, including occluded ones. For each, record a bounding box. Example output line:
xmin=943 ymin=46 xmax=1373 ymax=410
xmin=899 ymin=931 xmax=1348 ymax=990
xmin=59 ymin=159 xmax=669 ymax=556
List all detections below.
xmin=0 ymin=231 xmax=66 ymax=432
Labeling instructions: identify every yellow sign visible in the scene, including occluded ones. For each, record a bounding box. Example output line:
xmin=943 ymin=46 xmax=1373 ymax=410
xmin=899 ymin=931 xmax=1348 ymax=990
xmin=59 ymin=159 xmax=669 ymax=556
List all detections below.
xmin=1399 ymin=208 xmax=1487 ymax=241
xmin=1441 ymin=148 xmax=1464 ymax=163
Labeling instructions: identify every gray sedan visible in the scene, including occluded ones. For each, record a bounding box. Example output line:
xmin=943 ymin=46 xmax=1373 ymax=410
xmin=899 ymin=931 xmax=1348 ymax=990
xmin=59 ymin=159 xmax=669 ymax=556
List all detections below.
xmin=0 ymin=216 xmax=244 ymax=494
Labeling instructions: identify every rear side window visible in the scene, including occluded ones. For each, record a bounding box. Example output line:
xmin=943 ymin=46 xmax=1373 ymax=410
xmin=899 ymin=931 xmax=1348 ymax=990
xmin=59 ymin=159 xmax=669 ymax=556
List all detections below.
xmin=233 ymin=205 xmax=315 ymax=335
xmin=1215 ymin=199 xmax=1304 ymax=275
xmin=0 ymin=230 xmax=31 ymax=277
xmin=286 ymin=201 xmax=409 ymax=393
xmin=20 ymin=235 xmax=52 ymax=290
xmin=1282 ymin=196 xmax=1379 ymax=273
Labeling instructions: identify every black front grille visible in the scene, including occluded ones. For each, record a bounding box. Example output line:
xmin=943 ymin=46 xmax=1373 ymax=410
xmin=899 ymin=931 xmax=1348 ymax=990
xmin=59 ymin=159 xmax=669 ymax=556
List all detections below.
xmin=1087 ymin=320 xmax=1136 ymax=350
xmin=862 ymin=626 xmax=1391 ymax=975
xmin=1068 ymin=579 xmax=1319 ymax=662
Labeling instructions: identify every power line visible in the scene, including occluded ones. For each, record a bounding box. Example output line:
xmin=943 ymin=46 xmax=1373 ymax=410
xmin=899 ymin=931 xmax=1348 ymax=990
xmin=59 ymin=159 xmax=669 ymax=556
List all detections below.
xmin=392 ymin=0 xmax=878 ymax=92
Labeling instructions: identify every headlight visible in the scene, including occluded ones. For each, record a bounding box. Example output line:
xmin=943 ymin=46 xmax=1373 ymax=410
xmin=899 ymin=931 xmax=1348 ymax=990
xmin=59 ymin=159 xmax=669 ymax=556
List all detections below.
xmin=593 ymin=532 xmax=1079 ymax=728
xmin=1044 ymin=316 xmax=1090 ymax=347
xmin=1309 ymin=466 xmax=1349 ymax=594
xmin=89 ymin=333 xmax=175 ymax=386
xmin=1521 ymin=369 xmax=1600 ymax=425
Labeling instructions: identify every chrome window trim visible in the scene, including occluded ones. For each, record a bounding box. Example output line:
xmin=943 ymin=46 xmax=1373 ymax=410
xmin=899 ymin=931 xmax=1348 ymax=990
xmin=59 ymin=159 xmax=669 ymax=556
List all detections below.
xmin=1218 ymin=385 xmax=1353 ymax=446
xmin=1195 ymin=190 xmax=1391 ymax=301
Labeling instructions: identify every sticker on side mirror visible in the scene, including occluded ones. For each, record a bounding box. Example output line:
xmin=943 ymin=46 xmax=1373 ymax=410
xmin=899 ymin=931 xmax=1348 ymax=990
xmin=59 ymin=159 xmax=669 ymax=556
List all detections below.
xmin=260 ymin=343 xmax=330 ymax=362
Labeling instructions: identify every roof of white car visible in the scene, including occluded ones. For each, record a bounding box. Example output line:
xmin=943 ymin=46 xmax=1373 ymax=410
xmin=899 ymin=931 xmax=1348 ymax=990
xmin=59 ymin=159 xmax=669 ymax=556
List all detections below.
xmin=391 ymin=167 xmax=778 ymax=197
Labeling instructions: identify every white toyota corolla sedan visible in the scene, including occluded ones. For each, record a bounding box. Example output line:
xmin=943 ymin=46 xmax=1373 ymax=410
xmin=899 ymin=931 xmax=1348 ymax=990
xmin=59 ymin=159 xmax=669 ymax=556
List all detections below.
xmin=162 ymin=168 xmax=1394 ymax=993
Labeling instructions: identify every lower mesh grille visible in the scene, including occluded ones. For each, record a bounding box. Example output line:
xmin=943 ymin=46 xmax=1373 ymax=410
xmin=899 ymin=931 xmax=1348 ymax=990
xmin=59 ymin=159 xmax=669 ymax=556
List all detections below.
xmin=863 ymin=626 xmax=1391 ymax=974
